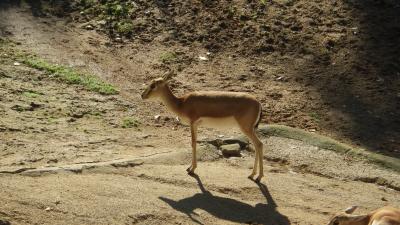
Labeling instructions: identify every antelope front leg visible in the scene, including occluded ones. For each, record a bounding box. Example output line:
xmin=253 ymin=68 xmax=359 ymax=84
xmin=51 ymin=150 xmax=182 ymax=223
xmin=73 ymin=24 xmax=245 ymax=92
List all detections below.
xmin=186 ymin=122 xmax=198 ymax=174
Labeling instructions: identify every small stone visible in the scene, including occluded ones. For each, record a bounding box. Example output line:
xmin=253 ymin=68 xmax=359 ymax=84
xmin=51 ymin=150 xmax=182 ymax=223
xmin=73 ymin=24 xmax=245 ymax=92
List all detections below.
xmin=97 ymin=20 xmax=106 ymax=25
xmin=47 ymin=158 xmax=58 ymax=164
xmin=198 ymin=136 xmax=249 ymax=149
xmin=221 ymin=144 xmax=241 ymax=157
xmin=45 ymin=207 xmax=52 ymax=211
xmin=67 ymin=117 xmax=77 ymax=122
xmin=13 ymin=62 xmax=20 ymax=66
xmin=198 ymin=56 xmax=208 ymax=61
xmin=85 ymin=25 xmax=94 ymax=30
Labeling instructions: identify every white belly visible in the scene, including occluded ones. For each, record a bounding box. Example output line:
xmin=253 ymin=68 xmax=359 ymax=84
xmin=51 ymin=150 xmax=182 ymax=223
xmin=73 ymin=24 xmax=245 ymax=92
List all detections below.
xmin=179 ymin=116 xmax=240 ymax=129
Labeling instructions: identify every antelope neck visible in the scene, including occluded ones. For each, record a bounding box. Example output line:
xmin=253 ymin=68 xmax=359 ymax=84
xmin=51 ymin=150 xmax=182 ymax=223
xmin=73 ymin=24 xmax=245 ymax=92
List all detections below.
xmin=159 ymin=84 xmax=182 ymax=114
xmin=345 ymin=215 xmax=371 ymax=225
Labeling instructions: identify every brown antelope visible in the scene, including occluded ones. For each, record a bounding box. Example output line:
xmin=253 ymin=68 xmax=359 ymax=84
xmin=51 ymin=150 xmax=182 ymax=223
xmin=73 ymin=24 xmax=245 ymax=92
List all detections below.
xmin=327 ymin=206 xmax=400 ymax=225
xmin=141 ymin=72 xmax=264 ymax=181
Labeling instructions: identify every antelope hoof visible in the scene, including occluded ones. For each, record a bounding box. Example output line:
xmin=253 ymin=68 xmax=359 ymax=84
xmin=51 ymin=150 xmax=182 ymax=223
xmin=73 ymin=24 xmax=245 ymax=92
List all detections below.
xmin=248 ymin=173 xmax=256 ymax=180
xmin=255 ymin=175 xmax=263 ymax=183
xmin=186 ymin=167 xmax=196 ymax=175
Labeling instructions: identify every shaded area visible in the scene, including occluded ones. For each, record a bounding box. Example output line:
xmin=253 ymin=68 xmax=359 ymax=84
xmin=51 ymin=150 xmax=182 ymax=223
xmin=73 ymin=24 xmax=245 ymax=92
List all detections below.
xmin=25 ymin=0 xmax=44 ymax=17
xmin=0 ymin=219 xmax=11 ymax=225
xmin=0 ymin=0 xmax=71 ymax=17
xmin=343 ymin=0 xmax=400 ymax=156
xmin=160 ymin=174 xmax=290 ymax=225
xmin=294 ymin=0 xmax=400 ymax=157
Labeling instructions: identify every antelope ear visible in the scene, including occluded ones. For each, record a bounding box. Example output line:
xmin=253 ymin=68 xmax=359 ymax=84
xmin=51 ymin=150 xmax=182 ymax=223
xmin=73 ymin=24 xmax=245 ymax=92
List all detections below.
xmin=162 ymin=70 xmax=174 ymax=81
xmin=344 ymin=206 xmax=358 ymax=214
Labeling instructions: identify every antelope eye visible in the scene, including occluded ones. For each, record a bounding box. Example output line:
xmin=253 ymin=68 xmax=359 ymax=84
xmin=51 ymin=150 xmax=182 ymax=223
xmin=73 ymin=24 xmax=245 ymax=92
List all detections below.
xmin=150 ymin=83 xmax=156 ymax=89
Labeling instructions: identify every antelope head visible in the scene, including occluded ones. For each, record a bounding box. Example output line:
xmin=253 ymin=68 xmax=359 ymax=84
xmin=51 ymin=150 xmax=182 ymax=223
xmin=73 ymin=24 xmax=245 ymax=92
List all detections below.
xmin=327 ymin=206 xmax=367 ymax=225
xmin=141 ymin=71 xmax=173 ymax=100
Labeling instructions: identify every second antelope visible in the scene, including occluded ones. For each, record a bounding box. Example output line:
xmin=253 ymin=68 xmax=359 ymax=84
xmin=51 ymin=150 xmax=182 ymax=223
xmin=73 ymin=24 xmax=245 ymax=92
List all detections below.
xmin=141 ymin=73 xmax=264 ymax=181
xmin=327 ymin=206 xmax=400 ymax=225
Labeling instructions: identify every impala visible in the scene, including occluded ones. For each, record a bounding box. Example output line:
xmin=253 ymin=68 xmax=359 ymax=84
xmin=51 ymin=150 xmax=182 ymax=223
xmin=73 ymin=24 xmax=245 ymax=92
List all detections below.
xmin=327 ymin=206 xmax=400 ymax=225
xmin=141 ymin=72 xmax=264 ymax=181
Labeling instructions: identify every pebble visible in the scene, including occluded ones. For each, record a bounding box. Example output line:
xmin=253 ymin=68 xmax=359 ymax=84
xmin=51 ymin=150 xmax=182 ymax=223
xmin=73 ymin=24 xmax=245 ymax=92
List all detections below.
xmin=198 ymin=56 xmax=208 ymax=61
xmin=221 ymin=143 xmax=241 ymax=157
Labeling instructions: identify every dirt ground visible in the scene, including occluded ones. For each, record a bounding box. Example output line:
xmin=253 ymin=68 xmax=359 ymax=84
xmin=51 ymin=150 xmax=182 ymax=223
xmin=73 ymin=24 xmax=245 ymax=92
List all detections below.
xmin=0 ymin=1 xmax=399 ymax=225
xmin=1 ymin=0 xmax=400 ymax=156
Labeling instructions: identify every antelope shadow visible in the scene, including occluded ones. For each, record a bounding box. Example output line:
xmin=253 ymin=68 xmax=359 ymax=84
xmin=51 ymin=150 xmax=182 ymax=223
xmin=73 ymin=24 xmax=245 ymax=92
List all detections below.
xmin=159 ymin=174 xmax=290 ymax=225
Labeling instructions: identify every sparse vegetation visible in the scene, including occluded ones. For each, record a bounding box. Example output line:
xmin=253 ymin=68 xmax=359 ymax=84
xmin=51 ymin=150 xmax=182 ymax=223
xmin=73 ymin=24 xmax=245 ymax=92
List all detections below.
xmin=22 ymin=90 xmax=41 ymax=98
xmin=1 ymin=38 xmax=118 ymax=95
xmin=22 ymin=57 xmax=118 ymax=95
xmin=116 ymin=21 xmax=134 ymax=36
xmin=121 ymin=117 xmax=140 ymax=128
xmin=159 ymin=52 xmax=177 ymax=64
xmin=309 ymin=112 xmax=321 ymax=122
xmin=77 ymin=0 xmax=137 ymax=37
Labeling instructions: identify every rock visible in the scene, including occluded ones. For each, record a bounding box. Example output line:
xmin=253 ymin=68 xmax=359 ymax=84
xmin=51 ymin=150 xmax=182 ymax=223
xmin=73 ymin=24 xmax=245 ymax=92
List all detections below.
xmin=97 ymin=20 xmax=106 ymax=25
xmin=238 ymin=74 xmax=247 ymax=81
xmin=29 ymin=102 xmax=41 ymax=110
xmin=71 ymin=112 xmax=84 ymax=118
xmin=198 ymin=56 xmax=208 ymax=61
xmin=199 ymin=136 xmax=249 ymax=149
xmin=47 ymin=159 xmax=58 ymax=164
xmin=197 ymin=143 xmax=220 ymax=161
xmin=221 ymin=143 xmax=241 ymax=157
xmin=85 ymin=24 xmax=94 ymax=30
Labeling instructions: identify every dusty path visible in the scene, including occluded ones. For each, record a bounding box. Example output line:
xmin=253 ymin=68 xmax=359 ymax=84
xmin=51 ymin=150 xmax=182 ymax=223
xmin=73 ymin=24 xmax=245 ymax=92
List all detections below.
xmin=0 ymin=4 xmax=399 ymax=225
xmin=1 ymin=155 xmax=400 ymax=225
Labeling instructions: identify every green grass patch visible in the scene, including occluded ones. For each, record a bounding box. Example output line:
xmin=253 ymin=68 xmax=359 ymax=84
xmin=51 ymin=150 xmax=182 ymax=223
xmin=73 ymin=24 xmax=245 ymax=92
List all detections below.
xmin=121 ymin=117 xmax=140 ymax=128
xmin=22 ymin=90 xmax=42 ymax=98
xmin=160 ymin=52 xmax=177 ymax=64
xmin=309 ymin=112 xmax=321 ymax=122
xmin=116 ymin=21 xmax=134 ymax=36
xmin=22 ymin=57 xmax=118 ymax=95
